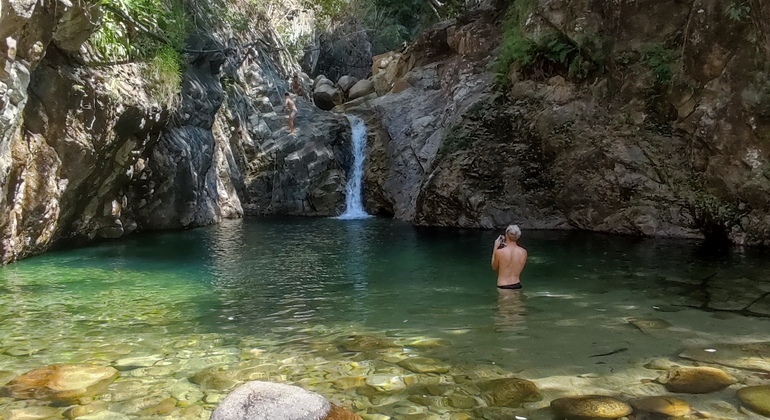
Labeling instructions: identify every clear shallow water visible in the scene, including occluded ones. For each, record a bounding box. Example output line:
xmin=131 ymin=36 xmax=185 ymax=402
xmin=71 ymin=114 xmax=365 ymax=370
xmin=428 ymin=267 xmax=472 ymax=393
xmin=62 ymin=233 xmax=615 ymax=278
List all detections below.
xmin=1 ymin=217 xmax=770 ymax=418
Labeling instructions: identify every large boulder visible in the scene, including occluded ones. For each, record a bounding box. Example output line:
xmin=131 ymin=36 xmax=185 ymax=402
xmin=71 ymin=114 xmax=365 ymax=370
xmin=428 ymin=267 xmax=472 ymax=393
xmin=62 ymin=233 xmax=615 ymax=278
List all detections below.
xmin=313 ymin=84 xmax=344 ymax=111
xmin=211 ymin=381 xmax=360 ymax=420
xmin=313 ymin=22 xmax=372 ymax=81
xmin=337 ymin=75 xmax=359 ymax=94
xmin=0 ymin=364 xmax=118 ymax=403
xmin=348 ymin=80 xmax=375 ymax=101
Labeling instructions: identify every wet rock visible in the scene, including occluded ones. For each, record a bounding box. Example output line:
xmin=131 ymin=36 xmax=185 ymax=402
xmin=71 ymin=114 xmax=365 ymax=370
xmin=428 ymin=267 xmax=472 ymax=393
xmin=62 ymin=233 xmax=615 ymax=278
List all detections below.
xmin=630 ymin=396 xmax=692 ymax=417
xmin=110 ymin=393 xmax=173 ymax=415
xmin=365 ymin=375 xmax=406 ymax=392
xmin=211 ymin=381 xmax=331 ymax=420
xmin=679 ymin=342 xmax=770 ymax=373
xmin=0 ymin=370 xmax=15 ymax=386
xmin=550 ymin=395 xmax=632 ymax=419
xmin=113 ymin=355 xmax=163 ymax=371
xmin=642 ymin=358 xmax=678 ymax=370
xmin=6 ymin=405 xmax=62 ymax=419
xmin=139 ymin=396 xmax=178 ymax=415
xmin=168 ymin=379 xmax=205 ymax=406
xmin=313 ymin=84 xmax=344 ymax=111
xmin=737 ymin=385 xmax=770 ymax=416
xmin=340 ymin=335 xmax=399 ymax=352
xmin=190 ymin=367 xmax=239 ymax=391
xmin=402 ymin=337 xmax=452 ymax=349
xmin=324 ymin=405 xmax=362 ymax=420
xmin=397 ymin=357 xmax=451 ymax=374
xmin=477 ymin=378 xmax=542 ymax=407
xmin=332 ymin=376 xmax=366 ymax=390
xmin=656 ymin=366 xmax=737 ymax=394
xmin=0 ymin=364 xmax=118 ymax=403
xmin=627 ymin=317 xmax=672 ymax=332
xmin=75 ymin=411 xmax=131 ymax=420
xmin=63 ymin=401 xmax=109 ymax=419
xmin=447 ymin=394 xmax=476 ymax=409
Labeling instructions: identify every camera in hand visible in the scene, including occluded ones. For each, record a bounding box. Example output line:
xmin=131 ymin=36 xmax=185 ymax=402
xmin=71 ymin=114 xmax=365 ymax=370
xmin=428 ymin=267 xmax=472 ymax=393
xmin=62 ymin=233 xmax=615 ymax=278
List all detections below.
xmin=497 ymin=235 xmax=507 ymax=249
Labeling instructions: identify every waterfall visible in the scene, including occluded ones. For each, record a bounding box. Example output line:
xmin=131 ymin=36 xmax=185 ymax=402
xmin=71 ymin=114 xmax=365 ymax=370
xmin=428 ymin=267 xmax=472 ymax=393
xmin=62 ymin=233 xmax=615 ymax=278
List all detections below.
xmin=337 ymin=115 xmax=371 ymax=220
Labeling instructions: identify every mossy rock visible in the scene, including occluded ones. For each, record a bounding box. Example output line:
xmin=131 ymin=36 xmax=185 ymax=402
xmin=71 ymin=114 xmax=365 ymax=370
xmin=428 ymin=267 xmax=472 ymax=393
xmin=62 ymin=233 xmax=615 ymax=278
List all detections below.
xmin=477 ymin=377 xmax=542 ymax=407
xmin=630 ymin=396 xmax=691 ymax=417
xmin=737 ymin=385 xmax=770 ymax=416
xmin=550 ymin=395 xmax=632 ymax=419
xmin=656 ymin=366 xmax=736 ymax=394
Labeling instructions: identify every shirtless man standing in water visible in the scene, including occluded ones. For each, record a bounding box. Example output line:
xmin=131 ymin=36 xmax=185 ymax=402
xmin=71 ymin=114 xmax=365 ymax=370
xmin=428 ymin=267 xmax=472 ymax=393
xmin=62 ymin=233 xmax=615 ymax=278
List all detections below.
xmin=284 ymin=92 xmax=297 ymax=134
xmin=491 ymin=225 xmax=528 ymax=289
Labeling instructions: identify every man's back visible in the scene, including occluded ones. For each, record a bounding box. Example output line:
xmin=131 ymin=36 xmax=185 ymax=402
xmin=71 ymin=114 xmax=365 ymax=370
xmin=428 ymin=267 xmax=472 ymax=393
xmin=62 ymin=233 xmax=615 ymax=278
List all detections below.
xmin=494 ymin=244 xmax=527 ymax=287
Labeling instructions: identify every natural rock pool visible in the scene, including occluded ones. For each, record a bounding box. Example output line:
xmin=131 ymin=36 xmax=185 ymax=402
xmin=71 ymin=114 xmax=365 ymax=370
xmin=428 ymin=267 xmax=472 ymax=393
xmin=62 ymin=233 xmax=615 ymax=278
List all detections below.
xmin=1 ymin=217 xmax=770 ymax=419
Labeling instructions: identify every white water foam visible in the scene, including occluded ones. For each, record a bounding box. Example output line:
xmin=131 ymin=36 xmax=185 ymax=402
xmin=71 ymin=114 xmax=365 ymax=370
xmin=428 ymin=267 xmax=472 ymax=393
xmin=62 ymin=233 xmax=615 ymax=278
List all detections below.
xmin=337 ymin=115 xmax=371 ymax=220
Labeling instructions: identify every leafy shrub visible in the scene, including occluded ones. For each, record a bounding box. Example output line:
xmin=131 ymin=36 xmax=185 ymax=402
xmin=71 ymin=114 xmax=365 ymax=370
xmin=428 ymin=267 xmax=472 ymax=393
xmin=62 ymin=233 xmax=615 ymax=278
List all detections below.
xmin=641 ymin=44 xmax=677 ymax=86
xmin=495 ymin=0 xmax=605 ymax=86
xmin=87 ymin=0 xmax=188 ymax=106
xmin=725 ymin=0 xmax=751 ymax=21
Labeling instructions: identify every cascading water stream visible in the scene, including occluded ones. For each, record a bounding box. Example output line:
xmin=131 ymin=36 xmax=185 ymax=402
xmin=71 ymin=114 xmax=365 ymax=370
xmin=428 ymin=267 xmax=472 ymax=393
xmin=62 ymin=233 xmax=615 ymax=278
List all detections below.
xmin=337 ymin=115 xmax=371 ymax=220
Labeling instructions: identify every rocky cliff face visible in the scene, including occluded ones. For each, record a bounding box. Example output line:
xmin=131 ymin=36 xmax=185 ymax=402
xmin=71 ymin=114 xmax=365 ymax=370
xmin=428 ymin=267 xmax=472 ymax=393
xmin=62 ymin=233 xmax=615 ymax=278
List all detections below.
xmin=0 ymin=0 xmax=353 ymax=263
xmin=359 ymin=0 xmax=770 ymax=245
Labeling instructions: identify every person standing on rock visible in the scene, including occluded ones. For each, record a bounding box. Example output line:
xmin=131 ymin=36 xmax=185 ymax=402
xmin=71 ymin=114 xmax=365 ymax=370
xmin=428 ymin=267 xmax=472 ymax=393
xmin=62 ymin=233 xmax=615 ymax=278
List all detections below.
xmin=492 ymin=224 xmax=528 ymax=289
xmin=284 ymin=92 xmax=298 ymax=135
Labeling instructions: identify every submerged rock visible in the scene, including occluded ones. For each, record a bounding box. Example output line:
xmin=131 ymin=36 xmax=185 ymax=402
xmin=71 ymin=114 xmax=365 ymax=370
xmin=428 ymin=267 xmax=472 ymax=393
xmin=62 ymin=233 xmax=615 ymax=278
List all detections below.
xmin=656 ymin=366 xmax=737 ymax=394
xmin=211 ymin=381 xmax=330 ymax=420
xmin=679 ymin=342 xmax=770 ymax=373
xmin=477 ymin=378 xmax=542 ymax=407
xmin=365 ymin=375 xmax=406 ymax=392
xmin=339 ymin=335 xmax=399 ymax=352
xmin=0 ymin=364 xmax=118 ymax=403
xmin=325 ymin=405 xmax=362 ymax=420
xmin=627 ymin=317 xmax=672 ymax=332
xmin=630 ymin=396 xmax=692 ymax=417
xmin=397 ymin=357 xmax=451 ymax=374
xmin=550 ymin=395 xmax=632 ymax=419
xmin=737 ymin=385 xmax=770 ymax=416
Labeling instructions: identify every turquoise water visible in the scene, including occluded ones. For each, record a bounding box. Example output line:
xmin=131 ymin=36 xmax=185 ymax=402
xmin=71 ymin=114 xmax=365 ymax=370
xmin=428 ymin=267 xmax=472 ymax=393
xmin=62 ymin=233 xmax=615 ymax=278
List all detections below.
xmin=1 ymin=217 xmax=770 ymax=418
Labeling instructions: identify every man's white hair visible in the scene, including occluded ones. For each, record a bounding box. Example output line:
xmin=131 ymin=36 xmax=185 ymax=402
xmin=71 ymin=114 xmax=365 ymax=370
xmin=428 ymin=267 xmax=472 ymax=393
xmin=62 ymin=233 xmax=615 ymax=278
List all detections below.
xmin=505 ymin=224 xmax=521 ymax=240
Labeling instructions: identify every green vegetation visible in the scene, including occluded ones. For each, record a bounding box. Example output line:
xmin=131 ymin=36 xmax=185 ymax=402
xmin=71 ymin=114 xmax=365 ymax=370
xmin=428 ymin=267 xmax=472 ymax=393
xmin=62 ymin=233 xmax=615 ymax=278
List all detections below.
xmin=88 ymin=0 xmax=189 ymax=106
xmin=495 ymin=0 xmax=605 ymax=87
xmin=641 ymin=44 xmax=677 ymax=87
xmin=725 ymin=0 xmax=751 ymax=22
xmin=685 ymin=191 xmax=745 ymax=244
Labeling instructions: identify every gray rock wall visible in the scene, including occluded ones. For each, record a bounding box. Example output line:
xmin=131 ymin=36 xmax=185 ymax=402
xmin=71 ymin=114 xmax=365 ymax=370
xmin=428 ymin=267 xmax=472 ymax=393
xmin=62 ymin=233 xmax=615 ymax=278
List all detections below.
xmin=361 ymin=1 xmax=770 ymax=245
xmin=0 ymin=1 xmax=354 ymax=264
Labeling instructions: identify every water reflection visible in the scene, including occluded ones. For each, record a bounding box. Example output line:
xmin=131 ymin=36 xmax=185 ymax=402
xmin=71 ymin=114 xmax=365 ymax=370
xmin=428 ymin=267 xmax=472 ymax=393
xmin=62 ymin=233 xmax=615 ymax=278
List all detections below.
xmin=495 ymin=288 xmax=527 ymax=333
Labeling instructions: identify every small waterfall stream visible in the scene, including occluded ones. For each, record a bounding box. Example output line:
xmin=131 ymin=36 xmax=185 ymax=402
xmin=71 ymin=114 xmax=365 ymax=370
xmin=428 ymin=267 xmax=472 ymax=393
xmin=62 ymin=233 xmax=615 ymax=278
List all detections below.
xmin=337 ymin=115 xmax=371 ymax=220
